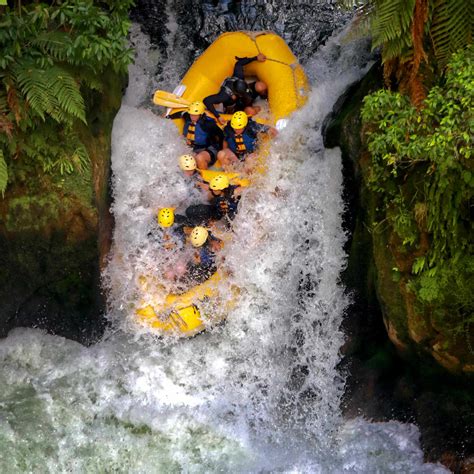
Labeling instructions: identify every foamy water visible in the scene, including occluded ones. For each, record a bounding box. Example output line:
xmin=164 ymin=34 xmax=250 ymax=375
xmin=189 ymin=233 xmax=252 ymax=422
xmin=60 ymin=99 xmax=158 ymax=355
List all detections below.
xmin=0 ymin=25 xmax=448 ymax=473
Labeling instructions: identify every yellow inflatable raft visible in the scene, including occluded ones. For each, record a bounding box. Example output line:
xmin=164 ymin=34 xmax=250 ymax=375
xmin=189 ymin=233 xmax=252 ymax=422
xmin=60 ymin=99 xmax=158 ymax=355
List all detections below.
xmin=136 ymin=31 xmax=309 ymax=337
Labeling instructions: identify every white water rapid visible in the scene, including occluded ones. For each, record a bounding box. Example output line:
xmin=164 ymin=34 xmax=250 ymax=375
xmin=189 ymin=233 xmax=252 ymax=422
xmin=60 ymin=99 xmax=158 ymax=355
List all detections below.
xmin=0 ymin=25 xmax=448 ymax=473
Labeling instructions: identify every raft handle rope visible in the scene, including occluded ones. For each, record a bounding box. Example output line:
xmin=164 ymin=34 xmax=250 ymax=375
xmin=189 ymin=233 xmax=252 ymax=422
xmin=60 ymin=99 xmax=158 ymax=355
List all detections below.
xmin=252 ymin=35 xmax=306 ymax=106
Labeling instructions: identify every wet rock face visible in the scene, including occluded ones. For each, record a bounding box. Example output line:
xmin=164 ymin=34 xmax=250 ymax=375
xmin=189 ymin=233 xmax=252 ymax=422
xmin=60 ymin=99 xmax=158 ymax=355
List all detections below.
xmin=325 ymin=59 xmax=474 ymax=376
xmin=326 ymin=61 xmax=474 ymax=468
xmin=131 ymin=0 xmax=351 ymax=65
xmin=0 ymin=70 xmax=124 ymax=345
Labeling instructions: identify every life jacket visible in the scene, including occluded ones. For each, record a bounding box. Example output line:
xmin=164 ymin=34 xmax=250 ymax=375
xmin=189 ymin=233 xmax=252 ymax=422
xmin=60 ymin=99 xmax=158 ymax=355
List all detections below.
xmin=225 ymin=126 xmax=258 ymax=158
xmin=199 ymin=246 xmax=215 ymax=267
xmin=235 ymin=135 xmax=247 ymax=154
xmin=183 ymin=115 xmax=213 ymax=148
xmin=212 ymin=186 xmax=240 ymax=219
xmin=185 ymin=122 xmax=196 ymax=146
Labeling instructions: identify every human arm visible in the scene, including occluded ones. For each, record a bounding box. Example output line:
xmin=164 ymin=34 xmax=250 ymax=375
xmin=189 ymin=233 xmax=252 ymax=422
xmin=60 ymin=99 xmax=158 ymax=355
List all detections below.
xmin=194 ymin=175 xmax=209 ymax=192
xmin=209 ymin=236 xmax=224 ymax=252
xmin=232 ymin=54 xmax=266 ymax=78
xmin=251 ymin=120 xmax=277 ymax=138
xmin=203 ymin=91 xmax=231 ymax=121
xmin=204 ymin=119 xmax=224 ymax=147
xmin=232 ymin=186 xmax=243 ymax=197
xmin=196 ymin=181 xmax=209 ymax=192
xmin=166 ymin=110 xmax=186 ymax=120
xmin=267 ymin=127 xmax=278 ymax=138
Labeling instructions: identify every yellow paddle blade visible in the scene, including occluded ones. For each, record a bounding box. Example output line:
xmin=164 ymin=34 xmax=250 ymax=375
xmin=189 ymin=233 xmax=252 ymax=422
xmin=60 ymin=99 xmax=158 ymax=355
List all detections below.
xmin=155 ymin=90 xmax=187 ymax=101
xmin=199 ymin=170 xmax=251 ymax=187
xmin=153 ymin=90 xmax=191 ymax=108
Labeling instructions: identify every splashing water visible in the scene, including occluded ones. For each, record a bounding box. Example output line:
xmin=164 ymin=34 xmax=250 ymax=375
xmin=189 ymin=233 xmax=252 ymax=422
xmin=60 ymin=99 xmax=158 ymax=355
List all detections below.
xmin=0 ymin=25 xmax=449 ymax=473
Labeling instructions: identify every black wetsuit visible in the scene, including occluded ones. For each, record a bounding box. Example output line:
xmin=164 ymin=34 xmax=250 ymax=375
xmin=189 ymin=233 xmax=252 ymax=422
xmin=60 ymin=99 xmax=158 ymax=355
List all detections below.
xmin=203 ymin=56 xmax=260 ymax=118
xmin=185 ymin=185 xmax=241 ymax=225
xmin=235 ymin=81 xmax=266 ymax=110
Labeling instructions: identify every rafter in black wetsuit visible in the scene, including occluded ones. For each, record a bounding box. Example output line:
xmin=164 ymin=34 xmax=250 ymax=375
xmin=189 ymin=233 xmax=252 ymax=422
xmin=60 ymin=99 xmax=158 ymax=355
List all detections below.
xmin=203 ymin=56 xmax=259 ymax=118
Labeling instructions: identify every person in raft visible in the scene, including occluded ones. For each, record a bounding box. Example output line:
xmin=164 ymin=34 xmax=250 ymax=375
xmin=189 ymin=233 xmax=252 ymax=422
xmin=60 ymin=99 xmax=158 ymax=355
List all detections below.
xmin=156 ymin=207 xmax=196 ymax=282
xmin=203 ymin=54 xmax=268 ymax=125
xmin=155 ymin=207 xmax=190 ymax=250
xmin=178 ymin=154 xmax=209 ymax=192
xmin=186 ymin=226 xmax=223 ymax=284
xmin=185 ymin=174 xmax=243 ymax=226
xmin=167 ymin=101 xmax=223 ymax=169
xmin=217 ymin=111 xmax=277 ymax=171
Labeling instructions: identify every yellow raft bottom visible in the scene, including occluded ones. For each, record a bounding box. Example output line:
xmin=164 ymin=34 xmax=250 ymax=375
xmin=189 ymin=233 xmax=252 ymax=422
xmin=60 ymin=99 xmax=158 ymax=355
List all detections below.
xmin=136 ymin=273 xmax=223 ymax=337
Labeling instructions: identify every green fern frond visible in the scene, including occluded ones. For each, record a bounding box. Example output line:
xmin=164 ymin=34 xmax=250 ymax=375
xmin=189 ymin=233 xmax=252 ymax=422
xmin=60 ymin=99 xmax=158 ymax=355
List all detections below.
xmin=50 ymin=69 xmax=86 ymax=123
xmin=66 ymin=132 xmax=91 ymax=174
xmin=0 ymin=149 xmax=8 ymax=197
xmin=71 ymin=142 xmax=91 ymax=174
xmin=31 ymin=32 xmax=72 ymax=62
xmin=371 ymin=0 xmax=416 ymax=61
xmin=431 ymin=0 xmax=473 ymax=67
xmin=13 ymin=60 xmax=86 ymax=124
xmin=372 ymin=0 xmax=415 ymax=44
xmin=0 ymin=92 xmax=8 ymax=113
xmin=13 ymin=61 xmax=52 ymax=121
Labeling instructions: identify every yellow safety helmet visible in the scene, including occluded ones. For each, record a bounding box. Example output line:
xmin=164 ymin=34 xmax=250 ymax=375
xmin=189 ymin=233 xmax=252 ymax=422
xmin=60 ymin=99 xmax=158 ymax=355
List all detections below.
xmin=190 ymin=226 xmax=208 ymax=247
xmin=188 ymin=101 xmax=205 ymax=115
xmin=209 ymin=174 xmax=230 ymax=191
xmin=157 ymin=208 xmax=174 ymax=228
xmin=230 ymin=111 xmax=248 ymax=129
xmin=179 ymin=154 xmax=197 ymax=171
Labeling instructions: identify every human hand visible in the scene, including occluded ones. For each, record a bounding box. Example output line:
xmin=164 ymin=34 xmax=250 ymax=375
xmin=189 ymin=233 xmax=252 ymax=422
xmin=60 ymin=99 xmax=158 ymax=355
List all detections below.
xmin=268 ymin=127 xmax=278 ymax=138
xmin=257 ymin=53 xmax=266 ymax=62
xmin=197 ymin=182 xmax=209 ymax=192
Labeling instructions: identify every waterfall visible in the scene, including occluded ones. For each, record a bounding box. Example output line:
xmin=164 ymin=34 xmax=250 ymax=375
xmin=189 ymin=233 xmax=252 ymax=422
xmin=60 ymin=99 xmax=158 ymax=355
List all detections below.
xmin=0 ymin=15 xmax=448 ymax=474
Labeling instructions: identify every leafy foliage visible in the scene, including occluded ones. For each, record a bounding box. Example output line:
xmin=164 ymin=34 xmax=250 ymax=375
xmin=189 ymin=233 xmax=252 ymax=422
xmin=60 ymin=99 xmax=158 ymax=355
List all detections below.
xmin=431 ymin=0 xmax=474 ymax=68
xmin=0 ymin=0 xmax=133 ymax=192
xmin=340 ymin=0 xmax=472 ymax=104
xmin=361 ymin=47 xmax=473 ymax=322
xmin=0 ymin=149 xmax=8 ymax=196
xmin=13 ymin=61 xmax=86 ymax=123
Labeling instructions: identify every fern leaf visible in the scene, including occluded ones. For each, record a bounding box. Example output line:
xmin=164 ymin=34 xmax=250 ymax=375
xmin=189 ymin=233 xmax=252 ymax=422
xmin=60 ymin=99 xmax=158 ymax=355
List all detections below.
xmin=431 ymin=0 xmax=473 ymax=67
xmin=372 ymin=0 xmax=415 ymax=43
xmin=372 ymin=0 xmax=416 ymax=61
xmin=71 ymin=142 xmax=91 ymax=174
xmin=77 ymin=68 xmax=104 ymax=92
xmin=13 ymin=60 xmax=54 ymax=121
xmin=0 ymin=93 xmax=7 ymax=113
xmin=13 ymin=60 xmax=86 ymax=124
xmin=31 ymin=32 xmax=72 ymax=62
xmin=49 ymin=67 xmax=86 ymax=123
xmin=0 ymin=149 xmax=8 ymax=197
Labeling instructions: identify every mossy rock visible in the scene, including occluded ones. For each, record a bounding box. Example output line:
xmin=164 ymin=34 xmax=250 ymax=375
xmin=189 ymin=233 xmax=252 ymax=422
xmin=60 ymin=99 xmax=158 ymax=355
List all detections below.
xmin=325 ymin=58 xmax=474 ymax=376
xmin=0 ymin=69 xmax=126 ymax=344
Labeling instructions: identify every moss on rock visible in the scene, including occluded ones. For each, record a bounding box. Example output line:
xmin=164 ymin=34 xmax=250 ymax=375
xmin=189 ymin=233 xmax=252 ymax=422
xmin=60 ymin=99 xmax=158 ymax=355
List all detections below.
xmin=0 ymin=69 xmax=125 ymax=344
xmin=328 ymin=59 xmax=474 ymax=467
